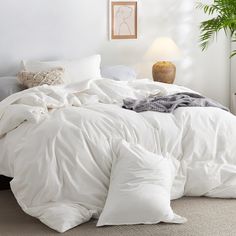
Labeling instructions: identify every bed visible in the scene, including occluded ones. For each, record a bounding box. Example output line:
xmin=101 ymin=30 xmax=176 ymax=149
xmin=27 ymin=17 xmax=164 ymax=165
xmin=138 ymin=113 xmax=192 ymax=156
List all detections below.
xmin=0 ymin=56 xmax=236 ymax=233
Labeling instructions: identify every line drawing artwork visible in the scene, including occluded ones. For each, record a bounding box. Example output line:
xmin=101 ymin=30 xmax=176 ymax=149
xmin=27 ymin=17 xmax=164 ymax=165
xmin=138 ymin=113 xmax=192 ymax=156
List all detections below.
xmin=111 ymin=1 xmax=137 ymax=39
xmin=115 ymin=6 xmax=134 ymax=36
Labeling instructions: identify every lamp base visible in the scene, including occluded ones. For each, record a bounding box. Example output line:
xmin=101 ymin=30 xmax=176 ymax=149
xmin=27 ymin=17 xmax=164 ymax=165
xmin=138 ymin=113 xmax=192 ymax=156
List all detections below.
xmin=152 ymin=61 xmax=176 ymax=84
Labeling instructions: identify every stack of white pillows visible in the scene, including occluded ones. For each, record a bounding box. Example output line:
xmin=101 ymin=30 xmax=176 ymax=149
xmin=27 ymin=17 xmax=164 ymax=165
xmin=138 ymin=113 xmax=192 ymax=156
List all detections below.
xmin=19 ymin=54 xmax=137 ymax=87
xmin=20 ymin=54 xmax=103 ymax=87
xmin=0 ymin=54 xmax=137 ymax=101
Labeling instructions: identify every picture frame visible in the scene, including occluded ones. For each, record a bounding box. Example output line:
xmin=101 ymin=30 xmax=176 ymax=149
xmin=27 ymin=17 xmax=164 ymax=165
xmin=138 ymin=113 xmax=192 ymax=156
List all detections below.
xmin=110 ymin=1 xmax=138 ymax=40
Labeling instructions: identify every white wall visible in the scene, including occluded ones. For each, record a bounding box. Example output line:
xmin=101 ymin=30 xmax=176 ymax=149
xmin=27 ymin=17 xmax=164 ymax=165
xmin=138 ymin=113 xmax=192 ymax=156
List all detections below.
xmin=0 ymin=0 xmax=231 ymax=106
xmin=231 ymin=42 xmax=236 ymax=113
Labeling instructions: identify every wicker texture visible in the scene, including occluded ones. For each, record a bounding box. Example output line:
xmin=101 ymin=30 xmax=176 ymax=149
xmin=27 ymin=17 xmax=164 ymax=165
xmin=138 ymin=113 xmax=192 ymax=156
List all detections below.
xmin=152 ymin=61 xmax=176 ymax=84
xmin=17 ymin=68 xmax=65 ymax=88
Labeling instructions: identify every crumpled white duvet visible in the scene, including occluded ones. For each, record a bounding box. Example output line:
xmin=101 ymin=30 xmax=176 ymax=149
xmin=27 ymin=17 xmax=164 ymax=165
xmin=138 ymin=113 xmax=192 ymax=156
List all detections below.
xmin=0 ymin=78 xmax=236 ymax=232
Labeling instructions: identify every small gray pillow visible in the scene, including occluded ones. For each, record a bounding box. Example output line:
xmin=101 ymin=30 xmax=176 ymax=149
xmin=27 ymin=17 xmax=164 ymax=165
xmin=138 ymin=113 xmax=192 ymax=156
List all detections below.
xmin=101 ymin=65 xmax=137 ymax=81
xmin=0 ymin=76 xmax=26 ymax=102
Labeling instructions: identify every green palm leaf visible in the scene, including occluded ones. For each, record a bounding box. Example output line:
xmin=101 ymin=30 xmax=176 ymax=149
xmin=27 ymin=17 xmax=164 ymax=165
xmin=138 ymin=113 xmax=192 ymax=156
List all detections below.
xmin=197 ymin=0 xmax=236 ymax=58
xmin=230 ymin=50 xmax=236 ymax=58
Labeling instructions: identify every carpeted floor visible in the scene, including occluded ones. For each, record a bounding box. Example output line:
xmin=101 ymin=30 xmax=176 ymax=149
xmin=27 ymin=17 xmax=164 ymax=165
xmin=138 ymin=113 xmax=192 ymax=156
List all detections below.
xmin=0 ymin=190 xmax=236 ymax=236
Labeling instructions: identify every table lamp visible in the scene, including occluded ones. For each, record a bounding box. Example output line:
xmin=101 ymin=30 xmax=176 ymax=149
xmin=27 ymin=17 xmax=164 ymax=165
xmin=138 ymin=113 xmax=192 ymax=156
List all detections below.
xmin=146 ymin=37 xmax=181 ymax=84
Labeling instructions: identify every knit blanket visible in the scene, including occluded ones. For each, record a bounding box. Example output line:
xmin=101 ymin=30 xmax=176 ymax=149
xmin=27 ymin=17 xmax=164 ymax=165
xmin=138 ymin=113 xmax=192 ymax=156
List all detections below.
xmin=122 ymin=92 xmax=229 ymax=113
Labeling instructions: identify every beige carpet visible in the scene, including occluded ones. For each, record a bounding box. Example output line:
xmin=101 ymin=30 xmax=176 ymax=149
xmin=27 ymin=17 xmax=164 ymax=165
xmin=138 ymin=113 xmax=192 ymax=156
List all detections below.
xmin=0 ymin=190 xmax=236 ymax=236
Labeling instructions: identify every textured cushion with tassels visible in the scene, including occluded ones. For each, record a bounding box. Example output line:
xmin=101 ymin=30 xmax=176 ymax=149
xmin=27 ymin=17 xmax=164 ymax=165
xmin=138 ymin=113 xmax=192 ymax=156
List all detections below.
xmin=17 ymin=68 xmax=65 ymax=88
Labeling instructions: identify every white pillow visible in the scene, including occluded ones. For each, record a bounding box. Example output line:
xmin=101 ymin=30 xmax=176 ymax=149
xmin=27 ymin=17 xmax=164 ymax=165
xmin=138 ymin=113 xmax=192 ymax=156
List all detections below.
xmin=97 ymin=140 xmax=186 ymax=226
xmin=22 ymin=54 xmax=102 ymax=84
xmin=101 ymin=65 xmax=137 ymax=81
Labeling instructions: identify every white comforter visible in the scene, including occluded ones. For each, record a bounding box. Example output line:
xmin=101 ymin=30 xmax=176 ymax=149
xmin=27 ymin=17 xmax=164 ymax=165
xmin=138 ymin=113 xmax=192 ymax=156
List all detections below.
xmin=1 ymin=78 xmax=236 ymax=232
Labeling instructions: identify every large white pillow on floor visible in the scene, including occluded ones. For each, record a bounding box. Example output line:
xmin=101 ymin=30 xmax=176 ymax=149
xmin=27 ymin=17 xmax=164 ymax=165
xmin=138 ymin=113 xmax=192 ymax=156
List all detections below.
xmin=97 ymin=140 xmax=186 ymax=226
xmin=21 ymin=54 xmax=101 ymax=84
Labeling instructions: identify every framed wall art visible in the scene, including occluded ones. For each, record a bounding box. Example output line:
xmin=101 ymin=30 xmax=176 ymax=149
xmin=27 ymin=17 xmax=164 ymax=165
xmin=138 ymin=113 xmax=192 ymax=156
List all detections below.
xmin=110 ymin=1 xmax=138 ymax=40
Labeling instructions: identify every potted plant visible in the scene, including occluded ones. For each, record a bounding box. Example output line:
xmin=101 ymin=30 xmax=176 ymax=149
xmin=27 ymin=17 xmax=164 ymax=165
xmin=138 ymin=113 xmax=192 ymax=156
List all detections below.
xmin=197 ymin=0 xmax=236 ymax=57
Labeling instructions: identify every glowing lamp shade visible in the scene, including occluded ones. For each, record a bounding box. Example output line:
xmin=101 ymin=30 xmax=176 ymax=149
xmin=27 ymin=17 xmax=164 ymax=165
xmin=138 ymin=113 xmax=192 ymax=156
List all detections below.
xmin=146 ymin=37 xmax=181 ymax=62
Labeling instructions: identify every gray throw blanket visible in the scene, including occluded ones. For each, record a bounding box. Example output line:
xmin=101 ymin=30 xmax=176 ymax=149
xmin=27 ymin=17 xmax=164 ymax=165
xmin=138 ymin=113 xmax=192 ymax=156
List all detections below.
xmin=122 ymin=92 xmax=229 ymax=113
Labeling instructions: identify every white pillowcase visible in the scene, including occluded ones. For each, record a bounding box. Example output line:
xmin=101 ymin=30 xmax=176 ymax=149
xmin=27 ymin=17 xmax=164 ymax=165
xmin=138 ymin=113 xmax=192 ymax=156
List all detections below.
xmin=101 ymin=65 xmax=137 ymax=81
xmin=97 ymin=140 xmax=187 ymax=227
xmin=22 ymin=54 xmax=102 ymax=84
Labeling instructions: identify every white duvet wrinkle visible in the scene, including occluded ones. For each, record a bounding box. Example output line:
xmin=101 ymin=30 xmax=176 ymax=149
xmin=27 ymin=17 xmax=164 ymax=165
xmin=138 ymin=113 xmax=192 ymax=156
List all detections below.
xmin=53 ymin=123 xmax=110 ymax=210
xmin=0 ymin=104 xmax=48 ymax=137
xmin=142 ymin=111 xmax=184 ymax=158
xmin=83 ymin=136 xmax=112 ymax=177
xmin=10 ymin=122 xmax=102 ymax=231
